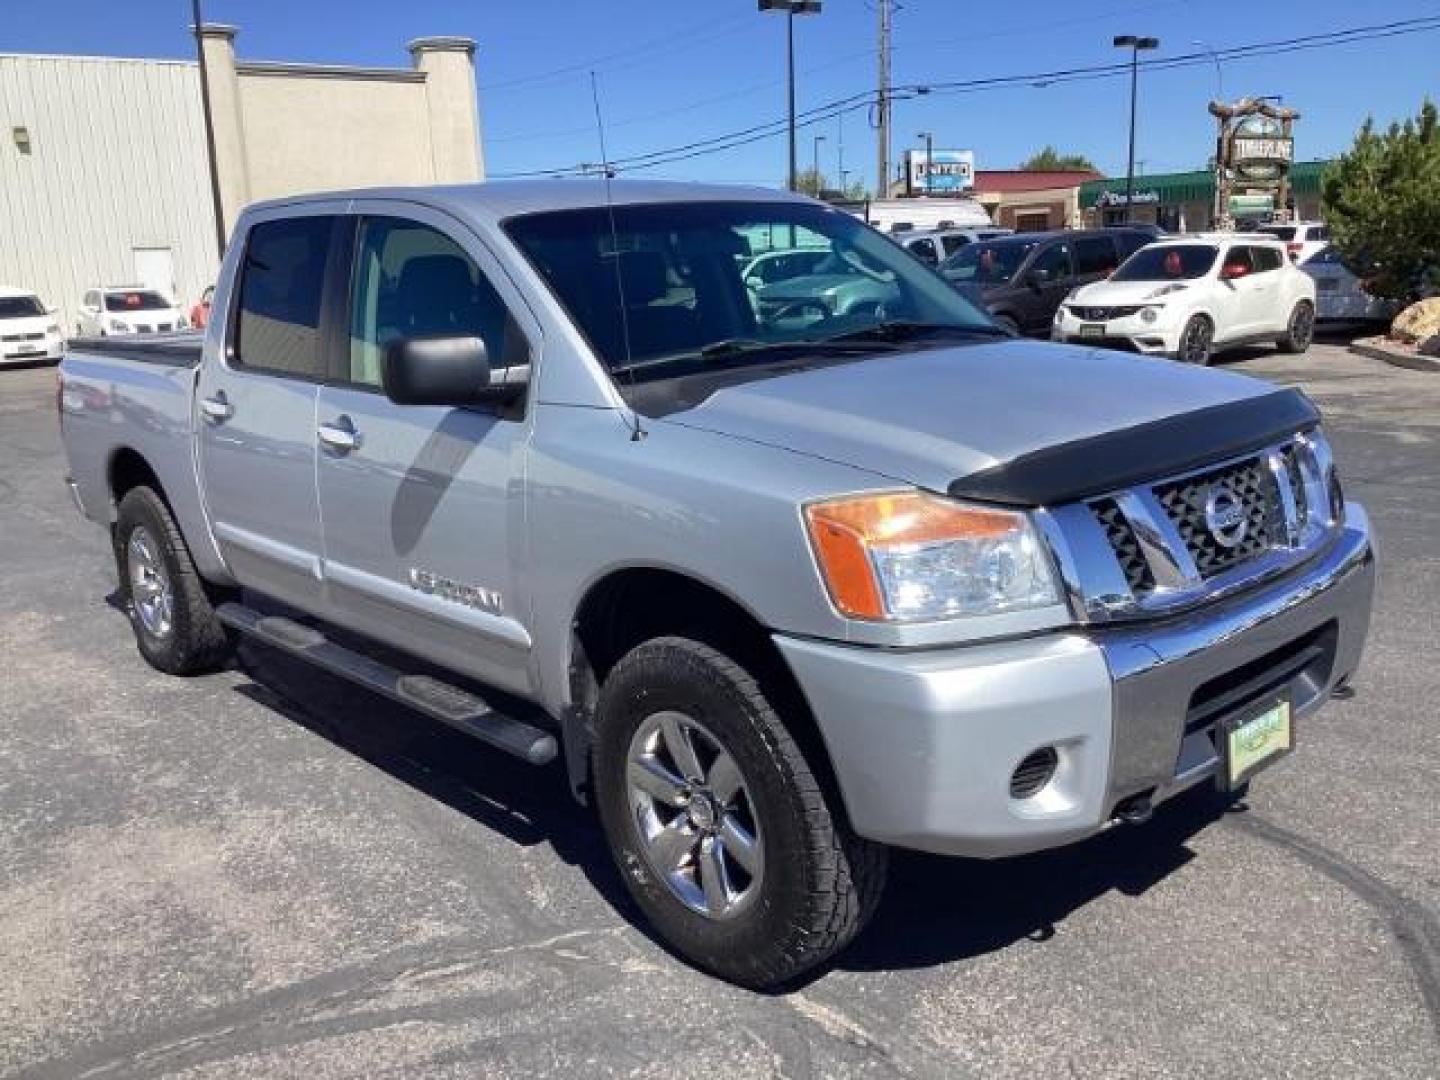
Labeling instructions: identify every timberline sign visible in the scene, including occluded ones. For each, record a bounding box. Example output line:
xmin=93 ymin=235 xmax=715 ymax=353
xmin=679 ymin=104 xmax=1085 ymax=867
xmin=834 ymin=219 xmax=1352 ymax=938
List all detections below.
xmin=1208 ymin=97 xmax=1301 ymax=228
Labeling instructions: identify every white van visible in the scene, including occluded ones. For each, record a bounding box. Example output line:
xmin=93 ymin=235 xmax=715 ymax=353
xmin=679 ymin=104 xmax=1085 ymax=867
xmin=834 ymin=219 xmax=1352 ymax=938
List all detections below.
xmin=841 ymin=197 xmax=995 ymax=236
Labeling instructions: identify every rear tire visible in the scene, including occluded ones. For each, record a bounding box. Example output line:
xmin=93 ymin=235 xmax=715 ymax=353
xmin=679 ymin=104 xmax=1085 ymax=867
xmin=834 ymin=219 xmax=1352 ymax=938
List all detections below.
xmin=1277 ymin=301 xmax=1315 ymax=353
xmin=1176 ymin=315 xmax=1214 ymax=365
xmin=115 ymin=487 xmax=232 ymax=676
xmin=592 ymin=636 xmax=886 ymax=988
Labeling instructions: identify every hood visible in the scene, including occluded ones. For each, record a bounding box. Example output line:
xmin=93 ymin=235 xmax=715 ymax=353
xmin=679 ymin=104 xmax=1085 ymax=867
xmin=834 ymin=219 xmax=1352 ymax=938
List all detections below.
xmin=657 ymin=338 xmax=1275 ymax=495
xmin=1071 ymin=279 xmax=1196 ymax=305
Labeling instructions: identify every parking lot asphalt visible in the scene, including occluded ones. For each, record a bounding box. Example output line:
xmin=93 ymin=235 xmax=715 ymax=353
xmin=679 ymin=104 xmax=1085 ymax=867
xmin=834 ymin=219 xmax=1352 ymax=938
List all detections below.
xmin=1 ymin=340 xmax=1437 ymax=1079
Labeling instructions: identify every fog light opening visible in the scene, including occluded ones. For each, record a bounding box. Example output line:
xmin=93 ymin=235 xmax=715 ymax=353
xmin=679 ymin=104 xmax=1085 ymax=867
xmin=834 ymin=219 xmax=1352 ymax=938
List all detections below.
xmin=1010 ymin=746 xmax=1059 ymax=800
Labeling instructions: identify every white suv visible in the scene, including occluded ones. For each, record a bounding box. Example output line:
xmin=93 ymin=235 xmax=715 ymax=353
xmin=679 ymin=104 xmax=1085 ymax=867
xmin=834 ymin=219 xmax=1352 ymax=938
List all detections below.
xmin=1257 ymin=221 xmax=1329 ymax=264
xmin=1052 ymin=235 xmax=1317 ymax=365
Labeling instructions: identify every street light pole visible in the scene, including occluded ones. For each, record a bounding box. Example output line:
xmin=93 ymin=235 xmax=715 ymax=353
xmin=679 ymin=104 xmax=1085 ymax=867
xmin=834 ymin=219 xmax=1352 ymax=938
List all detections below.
xmin=760 ymin=0 xmax=822 ymax=192
xmin=917 ymin=131 xmax=933 ymax=195
xmin=811 ymin=134 xmax=826 ymax=195
xmin=1113 ymin=34 xmax=1159 ymax=224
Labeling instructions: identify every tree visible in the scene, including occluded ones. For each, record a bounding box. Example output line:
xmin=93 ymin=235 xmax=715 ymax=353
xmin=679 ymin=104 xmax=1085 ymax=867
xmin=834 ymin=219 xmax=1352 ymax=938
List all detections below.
xmin=1019 ymin=146 xmax=1098 ymax=173
xmin=1322 ymin=99 xmax=1440 ymax=302
xmin=793 ymin=167 xmax=869 ymax=201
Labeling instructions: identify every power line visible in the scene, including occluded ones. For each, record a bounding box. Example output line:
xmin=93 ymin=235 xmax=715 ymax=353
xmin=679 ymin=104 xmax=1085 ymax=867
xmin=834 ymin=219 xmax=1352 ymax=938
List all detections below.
xmin=489 ymin=15 xmax=1440 ymax=179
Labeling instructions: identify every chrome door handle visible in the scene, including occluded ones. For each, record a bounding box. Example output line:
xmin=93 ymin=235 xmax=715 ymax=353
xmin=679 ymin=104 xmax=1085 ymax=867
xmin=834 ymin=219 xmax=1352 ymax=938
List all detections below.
xmin=200 ymin=392 xmax=233 ymax=422
xmin=317 ymin=418 xmax=362 ymax=453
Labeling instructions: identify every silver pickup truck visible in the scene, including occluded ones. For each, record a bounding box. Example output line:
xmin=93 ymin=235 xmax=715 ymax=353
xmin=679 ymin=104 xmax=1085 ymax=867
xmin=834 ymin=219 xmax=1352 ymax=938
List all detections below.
xmin=59 ymin=181 xmax=1376 ymax=988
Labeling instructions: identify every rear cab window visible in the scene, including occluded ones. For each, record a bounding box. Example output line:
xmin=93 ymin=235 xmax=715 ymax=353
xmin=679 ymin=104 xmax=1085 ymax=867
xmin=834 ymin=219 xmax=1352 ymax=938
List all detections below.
xmin=1074 ymin=236 xmax=1119 ymax=277
xmin=232 ymin=215 xmax=338 ymax=379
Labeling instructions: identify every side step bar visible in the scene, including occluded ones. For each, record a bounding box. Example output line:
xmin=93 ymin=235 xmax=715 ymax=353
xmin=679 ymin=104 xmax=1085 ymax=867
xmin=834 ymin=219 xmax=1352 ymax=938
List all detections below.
xmin=216 ymin=602 xmax=558 ymax=765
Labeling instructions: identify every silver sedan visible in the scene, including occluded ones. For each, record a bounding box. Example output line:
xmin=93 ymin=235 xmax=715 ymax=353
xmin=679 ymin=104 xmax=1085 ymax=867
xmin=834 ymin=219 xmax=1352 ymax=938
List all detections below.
xmin=1301 ymin=246 xmax=1400 ymax=324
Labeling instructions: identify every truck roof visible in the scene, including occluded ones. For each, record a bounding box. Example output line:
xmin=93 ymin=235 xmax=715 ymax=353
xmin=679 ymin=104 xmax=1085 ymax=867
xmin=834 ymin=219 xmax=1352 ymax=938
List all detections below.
xmin=244 ymin=179 xmax=812 ymax=223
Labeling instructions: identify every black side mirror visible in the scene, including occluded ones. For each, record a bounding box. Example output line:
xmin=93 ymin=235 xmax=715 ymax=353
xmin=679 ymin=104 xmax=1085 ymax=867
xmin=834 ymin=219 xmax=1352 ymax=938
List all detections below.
xmin=382 ymin=335 xmax=516 ymax=407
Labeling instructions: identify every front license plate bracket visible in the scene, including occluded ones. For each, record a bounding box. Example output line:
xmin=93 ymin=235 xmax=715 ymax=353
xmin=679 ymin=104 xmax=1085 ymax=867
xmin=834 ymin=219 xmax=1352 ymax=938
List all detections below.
xmin=1218 ymin=696 xmax=1293 ymax=790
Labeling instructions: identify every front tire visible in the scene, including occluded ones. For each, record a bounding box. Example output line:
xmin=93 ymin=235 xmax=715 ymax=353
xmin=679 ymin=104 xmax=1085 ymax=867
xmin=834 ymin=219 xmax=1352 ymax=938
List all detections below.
xmin=1176 ymin=314 xmax=1214 ymax=365
xmin=1277 ymin=300 xmax=1315 ymax=353
xmin=115 ymin=487 xmax=232 ymax=675
xmin=593 ymin=637 xmax=886 ymax=988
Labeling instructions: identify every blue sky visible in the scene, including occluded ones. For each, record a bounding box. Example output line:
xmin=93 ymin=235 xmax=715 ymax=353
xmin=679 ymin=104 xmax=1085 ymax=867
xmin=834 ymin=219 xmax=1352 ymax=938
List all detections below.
xmin=5 ymin=0 xmax=1438 ymax=189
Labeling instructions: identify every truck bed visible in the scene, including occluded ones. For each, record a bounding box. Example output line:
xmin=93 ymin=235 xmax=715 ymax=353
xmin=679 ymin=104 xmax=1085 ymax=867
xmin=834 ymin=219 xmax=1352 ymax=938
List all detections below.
xmin=66 ymin=332 xmax=203 ymax=368
xmin=59 ymin=336 xmax=206 ymax=543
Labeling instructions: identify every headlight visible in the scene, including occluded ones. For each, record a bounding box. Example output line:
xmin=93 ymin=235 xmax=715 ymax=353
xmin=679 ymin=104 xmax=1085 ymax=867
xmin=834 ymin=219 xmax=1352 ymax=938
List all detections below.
xmin=1140 ymin=306 xmax=1159 ymax=323
xmin=108 ymin=318 xmax=131 ymax=333
xmin=804 ymin=490 xmax=1059 ymax=622
xmin=1053 ymin=306 xmax=1066 ymax=324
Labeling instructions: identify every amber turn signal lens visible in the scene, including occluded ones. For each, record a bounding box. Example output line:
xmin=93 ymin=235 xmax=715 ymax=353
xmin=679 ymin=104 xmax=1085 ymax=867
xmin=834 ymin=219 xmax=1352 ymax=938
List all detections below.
xmin=804 ymin=491 xmax=1020 ymax=619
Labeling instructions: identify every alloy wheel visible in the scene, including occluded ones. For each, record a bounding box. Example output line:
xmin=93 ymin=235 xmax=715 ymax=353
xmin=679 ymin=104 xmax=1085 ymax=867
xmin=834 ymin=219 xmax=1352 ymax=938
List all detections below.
xmin=1291 ymin=304 xmax=1315 ymax=350
xmin=1181 ymin=318 xmax=1212 ymax=364
xmin=127 ymin=526 xmax=174 ymax=638
xmin=626 ymin=710 xmax=764 ymax=919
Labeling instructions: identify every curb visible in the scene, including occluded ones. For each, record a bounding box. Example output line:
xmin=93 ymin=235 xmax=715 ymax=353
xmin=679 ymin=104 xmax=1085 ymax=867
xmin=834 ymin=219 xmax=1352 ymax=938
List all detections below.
xmin=1350 ymin=338 xmax=1440 ymax=374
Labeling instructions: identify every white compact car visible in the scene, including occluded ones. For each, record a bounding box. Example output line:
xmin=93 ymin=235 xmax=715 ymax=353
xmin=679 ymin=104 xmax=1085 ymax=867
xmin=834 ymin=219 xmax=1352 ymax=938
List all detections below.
xmin=0 ymin=287 xmax=64 ymax=365
xmin=1052 ymin=235 xmax=1317 ymax=365
xmin=77 ymin=286 xmax=187 ymax=337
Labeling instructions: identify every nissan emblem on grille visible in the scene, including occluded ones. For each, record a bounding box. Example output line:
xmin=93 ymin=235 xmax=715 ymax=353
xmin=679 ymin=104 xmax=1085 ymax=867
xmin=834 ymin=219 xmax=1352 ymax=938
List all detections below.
xmin=1203 ymin=486 xmax=1249 ymax=548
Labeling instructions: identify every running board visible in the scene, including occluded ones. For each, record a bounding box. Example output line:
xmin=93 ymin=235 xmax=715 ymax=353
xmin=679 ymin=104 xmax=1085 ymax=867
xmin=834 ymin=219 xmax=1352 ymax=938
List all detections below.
xmin=217 ymin=602 xmax=557 ymax=765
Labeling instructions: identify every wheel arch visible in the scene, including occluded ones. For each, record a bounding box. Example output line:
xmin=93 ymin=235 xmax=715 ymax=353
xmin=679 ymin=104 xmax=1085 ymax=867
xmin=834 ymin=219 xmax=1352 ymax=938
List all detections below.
xmin=562 ymin=564 xmax=844 ymax=812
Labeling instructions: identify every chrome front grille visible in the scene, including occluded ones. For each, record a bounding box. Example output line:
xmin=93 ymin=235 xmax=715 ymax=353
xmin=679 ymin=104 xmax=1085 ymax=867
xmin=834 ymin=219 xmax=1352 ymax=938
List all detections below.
xmin=1040 ymin=431 xmax=1341 ymax=622
xmin=1152 ymin=457 xmax=1277 ymax=578
xmin=1 ymin=332 xmax=44 ymax=342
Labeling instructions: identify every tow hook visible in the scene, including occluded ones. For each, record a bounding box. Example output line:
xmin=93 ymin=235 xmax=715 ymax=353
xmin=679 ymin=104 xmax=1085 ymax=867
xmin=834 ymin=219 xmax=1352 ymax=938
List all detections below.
xmin=1113 ymin=792 xmax=1154 ymax=826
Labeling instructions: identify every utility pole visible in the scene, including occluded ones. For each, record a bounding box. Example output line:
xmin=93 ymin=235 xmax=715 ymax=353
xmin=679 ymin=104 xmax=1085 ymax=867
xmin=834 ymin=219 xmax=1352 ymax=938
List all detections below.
xmin=876 ymin=0 xmax=892 ymax=196
xmin=1113 ymin=34 xmax=1159 ymax=224
xmin=191 ymin=0 xmax=228 ymax=255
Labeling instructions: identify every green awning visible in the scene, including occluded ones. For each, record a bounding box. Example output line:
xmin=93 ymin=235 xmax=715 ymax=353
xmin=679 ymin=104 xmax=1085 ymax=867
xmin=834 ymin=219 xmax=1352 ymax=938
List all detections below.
xmin=1079 ymin=160 xmax=1330 ymax=207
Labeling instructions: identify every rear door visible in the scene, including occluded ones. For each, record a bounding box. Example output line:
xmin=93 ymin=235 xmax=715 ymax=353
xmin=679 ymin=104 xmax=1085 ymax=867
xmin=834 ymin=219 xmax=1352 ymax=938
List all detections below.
xmin=196 ymin=207 xmax=345 ymax=610
xmin=313 ymin=204 xmax=539 ymax=693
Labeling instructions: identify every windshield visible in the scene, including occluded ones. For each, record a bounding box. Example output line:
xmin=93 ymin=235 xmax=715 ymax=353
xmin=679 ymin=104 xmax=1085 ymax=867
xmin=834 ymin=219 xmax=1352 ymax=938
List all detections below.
xmin=940 ymin=239 xmax=1037 ymax=285
xmin=504 ymin=200 xmax=994 ymax=384
xmin=104 ymin=290 xmax=171 ymax=312
xmin=0 ymin=295 xmax=46 ymax=319
xmin=1112 ymin=244 xmax=1218 ymax=282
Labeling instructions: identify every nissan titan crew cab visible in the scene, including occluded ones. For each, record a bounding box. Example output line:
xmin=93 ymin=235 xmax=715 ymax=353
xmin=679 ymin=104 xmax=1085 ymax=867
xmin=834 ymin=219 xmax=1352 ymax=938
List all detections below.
xmin=59 ymin=182 xmax=1376 ymax=988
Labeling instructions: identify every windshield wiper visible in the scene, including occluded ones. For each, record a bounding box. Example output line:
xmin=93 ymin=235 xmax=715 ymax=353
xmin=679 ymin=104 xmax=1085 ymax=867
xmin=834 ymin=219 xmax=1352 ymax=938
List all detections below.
xmin=823 ymin=320 xmax=1012 ymax=344
xmin=609 ymin=337 xmax=897 ymax=377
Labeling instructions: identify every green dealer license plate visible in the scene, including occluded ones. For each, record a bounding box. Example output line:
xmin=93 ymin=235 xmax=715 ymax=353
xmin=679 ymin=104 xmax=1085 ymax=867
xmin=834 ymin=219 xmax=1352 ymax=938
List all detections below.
xmin=1222 ymin=698 xmax=1293 ymax=788
xmin=1079 ymin=323 xmax=1105 ymax=338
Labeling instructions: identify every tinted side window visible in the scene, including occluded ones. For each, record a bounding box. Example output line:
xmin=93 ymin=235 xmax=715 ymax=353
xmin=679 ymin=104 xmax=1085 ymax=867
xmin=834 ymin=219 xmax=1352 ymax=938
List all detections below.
xmin=1075 ymin=236 xmax=1119 ymax=276
xmin=1222 ymin=246 xmax=1254 ymax=273
xmin=909 ymin=238 xmax=939 ymax=265
xmin=347 ymin=216 xmax=522 ymax=389
xmin=234 ymin=216 xmax=336 ymax=378
xmin=941 ymin=235 xmax=968 ymax=257
xmin=1031 ymin=243 xmax=1073 ymax=281
xmin=1252 ymin=246 xmax=1284 ymax=272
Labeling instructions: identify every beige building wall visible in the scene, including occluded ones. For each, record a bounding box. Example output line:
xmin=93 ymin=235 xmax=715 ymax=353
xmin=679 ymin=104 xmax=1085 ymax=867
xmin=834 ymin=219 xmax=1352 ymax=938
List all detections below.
xmin=201 ymin=25 xmax=482 ymax=238
xmin=0 ymin=28 xmax=483 ymax=331
xmin=978 ymin=186 xmax=1086 ymax=231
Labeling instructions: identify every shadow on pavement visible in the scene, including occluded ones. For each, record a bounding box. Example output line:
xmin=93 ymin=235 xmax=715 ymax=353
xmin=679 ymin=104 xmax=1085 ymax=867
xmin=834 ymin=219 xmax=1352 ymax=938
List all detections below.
xmin=230 ymin=636 xmax=1237 ymax=986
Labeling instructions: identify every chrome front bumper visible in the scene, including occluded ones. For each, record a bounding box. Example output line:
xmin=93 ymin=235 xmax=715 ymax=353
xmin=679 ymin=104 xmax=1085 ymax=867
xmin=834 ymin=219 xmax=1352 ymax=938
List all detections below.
xmin=776 ymin=504 xmax=1375 ymax=859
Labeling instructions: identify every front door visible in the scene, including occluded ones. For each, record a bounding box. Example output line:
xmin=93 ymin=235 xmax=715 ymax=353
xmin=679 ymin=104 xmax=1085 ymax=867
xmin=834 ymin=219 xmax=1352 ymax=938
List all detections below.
xmin=314 ymin=206 xmax=538 ymax=694
xmin=196 ymin=209 xmax=344 ymax=610
xmin=1020 ymin=241 xmax=1074 ymax=334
